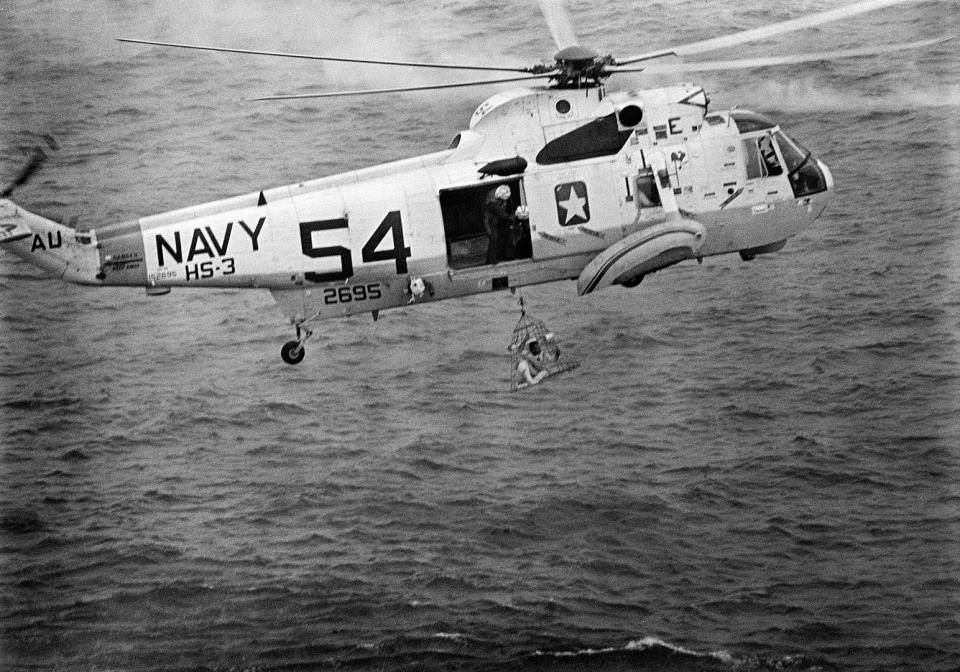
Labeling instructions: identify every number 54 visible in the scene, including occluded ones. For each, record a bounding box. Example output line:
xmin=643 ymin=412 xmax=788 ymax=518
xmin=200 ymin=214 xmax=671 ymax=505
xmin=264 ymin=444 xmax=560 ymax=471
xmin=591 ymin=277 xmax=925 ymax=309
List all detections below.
xmin=299 ymin=210 xmax=410 ymax=284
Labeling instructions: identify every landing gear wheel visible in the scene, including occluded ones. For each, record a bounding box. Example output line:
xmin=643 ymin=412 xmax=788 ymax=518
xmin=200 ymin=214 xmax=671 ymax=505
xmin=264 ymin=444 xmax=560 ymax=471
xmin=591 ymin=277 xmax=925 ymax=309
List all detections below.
xmin=281 ymin=340 xmax=305 ymax=365
xmin=281 ymin=322 xmax=314 ymax=364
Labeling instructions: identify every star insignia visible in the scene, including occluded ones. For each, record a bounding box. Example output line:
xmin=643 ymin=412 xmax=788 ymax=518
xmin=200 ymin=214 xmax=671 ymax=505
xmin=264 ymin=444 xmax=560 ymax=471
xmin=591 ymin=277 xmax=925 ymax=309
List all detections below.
xmin=555 ymin=181 xmax=590 ymax=226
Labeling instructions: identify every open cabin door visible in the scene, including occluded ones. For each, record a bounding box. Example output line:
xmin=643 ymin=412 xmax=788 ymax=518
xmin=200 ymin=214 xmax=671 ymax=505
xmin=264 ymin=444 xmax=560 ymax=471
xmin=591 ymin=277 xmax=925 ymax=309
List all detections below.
xmin=438 ymin=178 xmax=532 ymax=270
xmin=629 ymin=150 xmax=682 ymax=230
xmin=632 ymin=167 xmax=664 ymax=226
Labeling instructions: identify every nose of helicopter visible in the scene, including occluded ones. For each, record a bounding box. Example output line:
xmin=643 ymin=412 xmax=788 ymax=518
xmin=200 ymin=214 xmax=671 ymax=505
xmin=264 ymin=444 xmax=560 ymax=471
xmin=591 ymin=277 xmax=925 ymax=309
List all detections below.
xmin=819 ymin=159 xmax=834 ymax=192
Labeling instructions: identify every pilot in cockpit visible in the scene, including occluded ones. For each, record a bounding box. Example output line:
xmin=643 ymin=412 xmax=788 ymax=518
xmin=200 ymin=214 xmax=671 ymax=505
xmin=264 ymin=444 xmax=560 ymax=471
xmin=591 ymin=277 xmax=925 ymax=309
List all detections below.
xmin=758 ymin=135 xmax=782 ymax=175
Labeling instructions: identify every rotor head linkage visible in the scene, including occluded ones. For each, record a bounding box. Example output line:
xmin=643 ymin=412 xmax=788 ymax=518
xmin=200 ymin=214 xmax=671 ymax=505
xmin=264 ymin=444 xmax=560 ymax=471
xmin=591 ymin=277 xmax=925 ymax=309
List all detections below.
xmin=549 ymin=47 xmax=615 ymax=88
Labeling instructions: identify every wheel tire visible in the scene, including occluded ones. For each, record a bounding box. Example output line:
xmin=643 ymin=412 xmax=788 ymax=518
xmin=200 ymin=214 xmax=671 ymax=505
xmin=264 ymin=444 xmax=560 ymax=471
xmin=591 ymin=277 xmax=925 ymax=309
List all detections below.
xmin=281 ymin=340 xmax=305 ymax=365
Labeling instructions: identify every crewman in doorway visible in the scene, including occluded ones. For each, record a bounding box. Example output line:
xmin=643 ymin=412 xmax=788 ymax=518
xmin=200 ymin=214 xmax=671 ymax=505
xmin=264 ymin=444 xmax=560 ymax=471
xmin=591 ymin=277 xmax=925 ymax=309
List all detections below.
xmin=484 ymin=184 xmax=517 ymax=264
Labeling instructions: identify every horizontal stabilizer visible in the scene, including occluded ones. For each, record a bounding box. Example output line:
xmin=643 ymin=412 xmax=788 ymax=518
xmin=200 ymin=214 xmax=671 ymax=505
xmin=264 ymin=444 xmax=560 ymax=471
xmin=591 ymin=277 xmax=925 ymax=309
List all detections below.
xmin=0 ymin=199 xmax=34 ymax=243
xmin=577 ymin=219 xmax=705 ymax=295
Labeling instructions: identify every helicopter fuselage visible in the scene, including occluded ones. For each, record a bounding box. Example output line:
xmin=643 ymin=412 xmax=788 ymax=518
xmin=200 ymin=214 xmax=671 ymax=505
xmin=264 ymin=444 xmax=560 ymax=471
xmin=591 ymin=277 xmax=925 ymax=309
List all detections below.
xmin=1 ymin=83 xmax=832 ymax=330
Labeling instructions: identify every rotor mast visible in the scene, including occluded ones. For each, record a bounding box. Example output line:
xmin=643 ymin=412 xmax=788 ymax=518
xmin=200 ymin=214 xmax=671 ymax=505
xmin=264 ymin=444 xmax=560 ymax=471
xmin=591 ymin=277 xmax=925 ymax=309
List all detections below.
xmin=533 ymin=0 xmax=609 ymax=89
xmin=542 ymin=46 xmax=614 ymax=89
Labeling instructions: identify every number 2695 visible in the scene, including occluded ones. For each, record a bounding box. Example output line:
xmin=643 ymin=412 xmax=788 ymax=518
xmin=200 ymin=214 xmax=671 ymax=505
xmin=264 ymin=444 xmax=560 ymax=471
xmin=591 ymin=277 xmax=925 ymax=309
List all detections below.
xmin=323 ymin=283 xmax=382 ymax=305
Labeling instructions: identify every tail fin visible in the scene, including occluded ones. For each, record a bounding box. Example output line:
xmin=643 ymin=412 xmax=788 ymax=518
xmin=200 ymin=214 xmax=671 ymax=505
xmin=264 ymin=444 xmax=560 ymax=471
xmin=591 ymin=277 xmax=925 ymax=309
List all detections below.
xmin=0 ymin=199 xmax=102 ymax=284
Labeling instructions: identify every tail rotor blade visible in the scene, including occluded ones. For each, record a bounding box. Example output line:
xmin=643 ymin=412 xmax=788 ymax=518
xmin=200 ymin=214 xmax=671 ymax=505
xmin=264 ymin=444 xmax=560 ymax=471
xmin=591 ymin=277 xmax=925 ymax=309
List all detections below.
xmin=1 ymin=147 xmax=47 ymax=199
xmin=1 ymin=136 xmax=57 ymax=199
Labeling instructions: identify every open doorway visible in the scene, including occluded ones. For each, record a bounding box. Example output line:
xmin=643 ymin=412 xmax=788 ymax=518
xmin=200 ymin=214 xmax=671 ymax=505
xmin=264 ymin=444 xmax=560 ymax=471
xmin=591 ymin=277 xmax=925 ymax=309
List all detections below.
xmin=635 ymin=168 xmax=662 ymax=208
xmin=439 ymin=179 xmax=532 ymax=269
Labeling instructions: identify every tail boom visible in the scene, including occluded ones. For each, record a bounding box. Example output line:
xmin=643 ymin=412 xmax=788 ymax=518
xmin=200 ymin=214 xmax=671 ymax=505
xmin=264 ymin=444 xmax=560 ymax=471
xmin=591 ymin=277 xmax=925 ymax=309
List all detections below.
xmin=0 ymin=199 xmax=102 ymax=284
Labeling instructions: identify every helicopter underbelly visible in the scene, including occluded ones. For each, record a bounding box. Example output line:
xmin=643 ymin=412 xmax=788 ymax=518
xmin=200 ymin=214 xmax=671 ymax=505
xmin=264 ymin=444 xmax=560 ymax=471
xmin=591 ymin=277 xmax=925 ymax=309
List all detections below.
xmin=269 ymin=251 xmax=598 ymax=324
xmin=694 ymin=194 xmax=825 ymax=257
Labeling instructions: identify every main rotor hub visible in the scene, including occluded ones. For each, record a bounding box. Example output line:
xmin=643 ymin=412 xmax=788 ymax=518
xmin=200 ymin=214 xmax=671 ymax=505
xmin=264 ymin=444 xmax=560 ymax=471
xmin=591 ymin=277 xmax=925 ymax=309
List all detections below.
xmin=553 ymin=45 xmax=599 ymax=62
xmin=546 ymin=46 xmax=613 ymax=88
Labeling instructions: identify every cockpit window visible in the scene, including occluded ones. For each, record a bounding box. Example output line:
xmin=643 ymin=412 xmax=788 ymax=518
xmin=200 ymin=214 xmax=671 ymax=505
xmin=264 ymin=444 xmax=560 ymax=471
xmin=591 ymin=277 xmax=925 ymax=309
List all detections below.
xmin=743 ymin=134 xmax=783 ymax=179
xmin=730 ymin=110 xmax=777 ymax=133
xmin=774 ymin=131 xmax=828 ymax=197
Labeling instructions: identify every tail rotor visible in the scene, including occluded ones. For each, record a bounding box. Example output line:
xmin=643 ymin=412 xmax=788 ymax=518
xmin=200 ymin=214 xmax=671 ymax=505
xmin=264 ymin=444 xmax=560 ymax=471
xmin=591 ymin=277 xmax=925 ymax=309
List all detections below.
xmin=1 ymin=134 xmax=58 ymax=199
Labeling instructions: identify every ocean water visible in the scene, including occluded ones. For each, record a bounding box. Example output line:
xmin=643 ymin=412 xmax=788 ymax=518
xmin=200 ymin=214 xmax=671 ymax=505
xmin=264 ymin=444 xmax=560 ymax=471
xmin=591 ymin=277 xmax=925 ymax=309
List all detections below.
xmin=1 ymin=1 xmax=959 ymax=670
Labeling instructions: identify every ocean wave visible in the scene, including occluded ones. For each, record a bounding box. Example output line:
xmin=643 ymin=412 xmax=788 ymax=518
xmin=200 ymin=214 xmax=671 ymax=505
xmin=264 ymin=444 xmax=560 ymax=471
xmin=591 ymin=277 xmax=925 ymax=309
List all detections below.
xmin=59 ymin=448 xmax=90 ymax=461
xmin=523 ymin=636 xmax=736 ymax=671
xmin=2 ymin=395 xmax=83 ymax=409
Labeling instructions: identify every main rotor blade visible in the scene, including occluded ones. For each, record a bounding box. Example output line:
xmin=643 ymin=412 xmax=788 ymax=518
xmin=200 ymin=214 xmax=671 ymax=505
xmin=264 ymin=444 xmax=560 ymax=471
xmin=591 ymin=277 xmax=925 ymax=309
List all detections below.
xmin=251 ymin=74 xmax=555 ymax=100
xmin=538 ymin=0 xmax=580 ymax=50
xmin=616 ymin=0 xmax=922 ymax=65
xmin=117 ymin=38 xmax=530 ymax=73
xmin=609 ymin=36 xmax=954 ymax=73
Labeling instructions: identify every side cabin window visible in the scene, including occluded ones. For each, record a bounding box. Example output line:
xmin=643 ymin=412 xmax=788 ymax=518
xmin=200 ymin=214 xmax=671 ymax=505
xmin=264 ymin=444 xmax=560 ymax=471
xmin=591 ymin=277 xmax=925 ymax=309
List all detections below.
xmin=536 ymin=113 xmax=634 ymax=165
xmin=439 ymin=180 xmax=533 ymax=269
xmin=742 ymin=134 xmax=783 ymax=179
xmin=635 ymin=168 xmax=661 ymax=208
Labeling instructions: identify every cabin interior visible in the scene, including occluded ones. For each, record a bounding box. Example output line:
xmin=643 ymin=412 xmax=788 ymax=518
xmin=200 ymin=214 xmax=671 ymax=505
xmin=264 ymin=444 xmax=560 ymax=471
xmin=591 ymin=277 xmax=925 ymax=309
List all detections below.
xmin=440 ymin=179 xmax=533 ymax=269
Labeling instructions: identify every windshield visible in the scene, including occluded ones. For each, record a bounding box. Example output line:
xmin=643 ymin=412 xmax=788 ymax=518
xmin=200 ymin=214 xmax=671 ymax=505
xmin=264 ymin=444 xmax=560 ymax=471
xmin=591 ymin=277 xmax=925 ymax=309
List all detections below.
xmin=773 ymin=131 xmax=827 ymax=197
xmin=773 ymin=131 xmax=809 ymax=173
xmin=730 ymin=110 xmax=777 ymax=133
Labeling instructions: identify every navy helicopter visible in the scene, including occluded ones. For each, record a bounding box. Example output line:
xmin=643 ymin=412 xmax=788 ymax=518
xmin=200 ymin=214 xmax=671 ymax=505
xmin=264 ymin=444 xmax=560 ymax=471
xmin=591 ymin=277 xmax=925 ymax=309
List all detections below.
xmin=0 ymin=0 xmax=949 ymax=363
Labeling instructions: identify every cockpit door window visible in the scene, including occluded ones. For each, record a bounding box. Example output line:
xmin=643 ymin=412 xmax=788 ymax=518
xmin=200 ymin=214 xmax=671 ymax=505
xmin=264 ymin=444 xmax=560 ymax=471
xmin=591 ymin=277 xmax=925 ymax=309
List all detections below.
xmin=743 ymin=134 xmax=783 ymax=179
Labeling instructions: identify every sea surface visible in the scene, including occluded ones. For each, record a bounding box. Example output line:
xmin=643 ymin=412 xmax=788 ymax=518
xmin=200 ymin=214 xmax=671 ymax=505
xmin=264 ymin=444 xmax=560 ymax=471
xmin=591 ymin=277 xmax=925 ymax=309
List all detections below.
xmin=1 ymin=1 xmax=959 ymax=670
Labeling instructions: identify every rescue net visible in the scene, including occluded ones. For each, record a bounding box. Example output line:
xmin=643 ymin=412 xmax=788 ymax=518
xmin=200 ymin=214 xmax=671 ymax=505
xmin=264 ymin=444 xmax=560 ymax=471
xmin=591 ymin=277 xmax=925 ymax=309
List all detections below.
xmin=508 ymin=298 xmax=578 ymax=391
